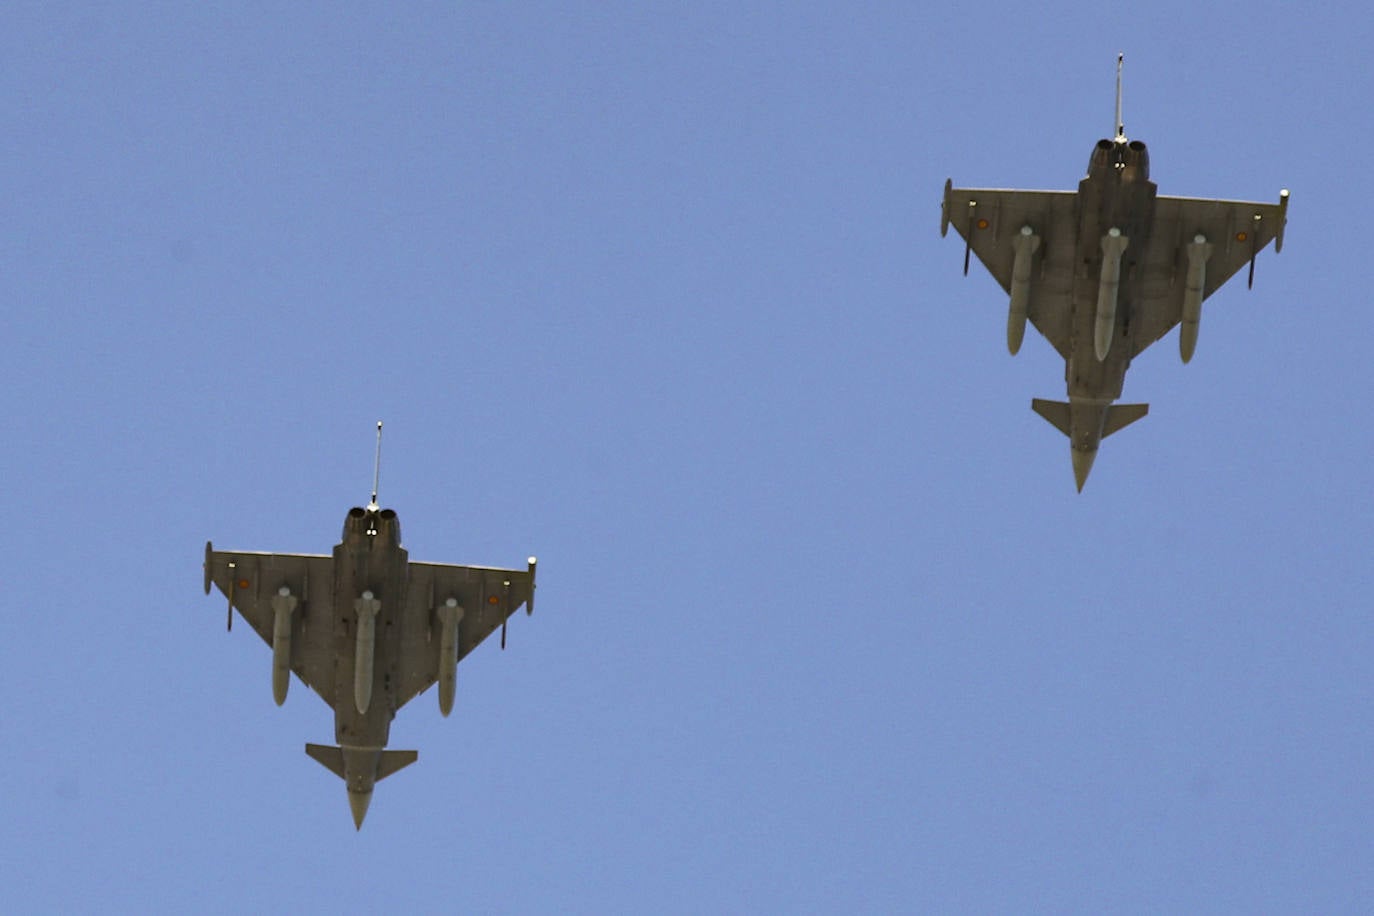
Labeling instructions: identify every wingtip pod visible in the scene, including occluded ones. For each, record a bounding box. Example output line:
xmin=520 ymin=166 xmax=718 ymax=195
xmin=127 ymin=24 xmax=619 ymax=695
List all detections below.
xmin=203 ymin=541 xmax=213 ymax=595
xmin=526 ymin=557 xmax=537 ymax=615
xmin=1275 ymin=189 xmax=1289 ymax=254
xmin=940 ymin=178 xmax=952 ymax=237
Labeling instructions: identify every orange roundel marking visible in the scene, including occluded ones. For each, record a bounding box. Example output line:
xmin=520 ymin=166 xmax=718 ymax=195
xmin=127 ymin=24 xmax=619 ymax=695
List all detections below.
xmin=487 ymin=594 xmax=501 ymax=605
xmin=1235 ymin=231 xmax=1248 ymax=242
xmin=237 ymin=579 xmax=251 ymax=590
xmin=976 ymin=218 xmax=990 ymax=230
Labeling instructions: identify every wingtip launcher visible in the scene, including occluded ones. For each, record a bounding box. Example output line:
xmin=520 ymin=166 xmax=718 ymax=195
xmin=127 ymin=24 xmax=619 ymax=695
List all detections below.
xmin=499 ymin=557 xmax=538 ymax=649
xmin=940 ymin=178 xmax=952 ymax=238
xmin=526 ymin=556 xmax=537 ymax=616
xmin=204 ymin=540 xmax=235 ymax=631
xmin=203 ymin=541 xmax=213 ymax=595
xmin=1247 ymin=189 xmax=1291 ymax=289
xmin=1275 ymin=188 xmax=1289 ymax=254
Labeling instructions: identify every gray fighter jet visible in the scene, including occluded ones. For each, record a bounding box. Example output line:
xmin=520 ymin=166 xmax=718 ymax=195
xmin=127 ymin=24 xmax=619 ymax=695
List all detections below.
xmin=203 ymin=424 xmax=536 ymax=828
xmin=941 ymin=56 xmax=1288 ymax=490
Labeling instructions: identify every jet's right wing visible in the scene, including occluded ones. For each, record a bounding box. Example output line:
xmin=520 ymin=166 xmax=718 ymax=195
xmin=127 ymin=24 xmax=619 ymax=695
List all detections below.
xmin=394 ymin=560 xmax=536 ymax=710
xmin=1130 ymin=192 xmax=1289 ymax=357
xmin=942 ymin=183 xmax=1079 ymax=358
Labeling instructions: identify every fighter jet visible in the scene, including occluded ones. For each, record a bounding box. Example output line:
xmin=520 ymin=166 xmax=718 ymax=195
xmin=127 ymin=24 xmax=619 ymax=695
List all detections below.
xmin=941 ymin=56 xmax=1288 ymax=490
xmin=203 ymin=423 xmax=537 ymax=828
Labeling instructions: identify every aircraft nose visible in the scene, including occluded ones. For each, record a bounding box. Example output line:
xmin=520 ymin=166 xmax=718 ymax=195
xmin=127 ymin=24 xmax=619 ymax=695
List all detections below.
xmin=1071 ymin=448 xmax=1098 ymax=492
xmin=348 ymin=789 xmax=373 ymax=830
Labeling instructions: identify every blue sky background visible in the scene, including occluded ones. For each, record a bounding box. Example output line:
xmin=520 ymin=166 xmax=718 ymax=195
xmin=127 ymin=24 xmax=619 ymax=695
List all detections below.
xmin=6 ymin=3 xmax=1372 ymax=912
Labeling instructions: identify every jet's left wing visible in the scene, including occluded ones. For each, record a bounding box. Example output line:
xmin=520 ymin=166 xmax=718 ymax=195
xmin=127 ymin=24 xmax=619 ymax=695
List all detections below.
xmin=1131 ymin=191 xmax=1289 ymax=357
xmin=394 ymin=560 xmax=536 ymax=710
xmin=203 ymin=545 xmax=338 ymax=707
xmin=942 ymin=182 xmax=1079 ymax=358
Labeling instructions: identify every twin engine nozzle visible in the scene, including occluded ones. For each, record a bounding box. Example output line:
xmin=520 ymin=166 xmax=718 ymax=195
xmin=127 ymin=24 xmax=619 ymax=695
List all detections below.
xmin=1088 ymin=137 xmax=1149 ymax=180
xmin=343 ymin=505 xmax=402 ymax=546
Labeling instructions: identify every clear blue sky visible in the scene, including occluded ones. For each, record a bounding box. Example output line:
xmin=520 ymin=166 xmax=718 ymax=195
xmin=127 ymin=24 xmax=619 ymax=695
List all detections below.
xmin=6 ymin=3 xmax=1372 ymax=912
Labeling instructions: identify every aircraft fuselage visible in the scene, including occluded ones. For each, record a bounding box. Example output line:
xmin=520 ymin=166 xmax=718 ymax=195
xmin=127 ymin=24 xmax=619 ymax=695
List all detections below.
xmin=1060 ymin=137 xmax=1158 ymax=464
xmin=330 ymin=506 xmax=409 ymax=799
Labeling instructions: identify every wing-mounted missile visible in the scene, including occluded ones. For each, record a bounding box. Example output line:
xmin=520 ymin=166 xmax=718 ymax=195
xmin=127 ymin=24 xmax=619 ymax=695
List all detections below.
xmin=1096 ymin=228 xmax=1130 ymax=360
xmin=1180 ymin=234 xmax=1213 ymax=363
xmin=1008 ymin=226 xmax=1040 ymax=355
